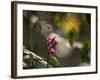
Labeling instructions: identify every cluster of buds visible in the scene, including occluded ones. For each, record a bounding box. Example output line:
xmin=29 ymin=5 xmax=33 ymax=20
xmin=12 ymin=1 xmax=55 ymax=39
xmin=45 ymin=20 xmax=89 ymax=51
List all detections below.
xmin=47 ymin=36 xmax=57 ymax=57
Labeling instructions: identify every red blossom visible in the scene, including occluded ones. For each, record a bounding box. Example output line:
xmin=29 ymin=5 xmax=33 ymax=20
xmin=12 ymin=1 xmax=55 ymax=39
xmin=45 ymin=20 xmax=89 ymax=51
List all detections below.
xmin=47 ymin=36 xmax=57 ymax=57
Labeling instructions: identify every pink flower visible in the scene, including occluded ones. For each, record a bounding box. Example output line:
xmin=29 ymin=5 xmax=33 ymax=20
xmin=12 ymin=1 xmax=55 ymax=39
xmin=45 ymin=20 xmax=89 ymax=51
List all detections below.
xmin=47 ymin=36 xmax=57 ymax=57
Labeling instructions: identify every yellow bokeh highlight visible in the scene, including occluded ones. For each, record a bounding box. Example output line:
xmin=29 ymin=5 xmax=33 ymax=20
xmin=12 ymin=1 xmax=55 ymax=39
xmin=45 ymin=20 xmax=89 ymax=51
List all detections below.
xmin=61 ymin=20 xmax=80 ymax=33
xmin=56 ymin=14 xmax=80 ymax=34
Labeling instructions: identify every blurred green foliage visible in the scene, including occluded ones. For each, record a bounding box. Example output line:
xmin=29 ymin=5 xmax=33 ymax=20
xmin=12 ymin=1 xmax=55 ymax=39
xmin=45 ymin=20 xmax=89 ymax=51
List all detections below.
xmin=65 ymin=28 xmax=78 ymax=47
xmin=48 ymin=56 xmax=60 ymax=67
xmin=80 ymin=40 xmax=90 ymax=63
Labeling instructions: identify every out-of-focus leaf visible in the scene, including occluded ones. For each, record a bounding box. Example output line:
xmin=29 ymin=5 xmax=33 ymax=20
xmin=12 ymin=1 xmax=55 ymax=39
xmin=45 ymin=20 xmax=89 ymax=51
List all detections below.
xmin=33 ymin=59 xmax=47 ymax=68
xmin=81 ymin=14 xmax=89 ymax=26
xmin=53 ymin=13 xmax=67 ymax=28
xmin=80 ymin=40 xmax=90 ymax=63
xmin=65 ymin=28 xmax=78 ymax=46
xmin=48 ymin=56 xmax=60 ymax=67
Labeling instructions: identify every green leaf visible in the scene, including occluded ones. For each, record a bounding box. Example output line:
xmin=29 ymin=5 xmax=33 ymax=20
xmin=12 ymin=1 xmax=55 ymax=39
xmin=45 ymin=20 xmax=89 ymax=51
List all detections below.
xmin=35 ymin=60 xmax=47 ymax=68
xmin=80 ymin=40 xmax=90 ymax=63
xmin=65 ymin=28 xmax=78 ymax=47
xmin=48 ymin=56 xmax=60 ymax=67
xmin=81 ymin=14 xmax=89 ymax=26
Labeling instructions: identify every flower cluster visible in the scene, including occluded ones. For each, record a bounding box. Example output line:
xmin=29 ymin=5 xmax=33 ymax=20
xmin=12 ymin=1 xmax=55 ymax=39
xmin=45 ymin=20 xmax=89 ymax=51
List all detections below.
xmin=47 ymin=36 xmax=57 ymax=57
